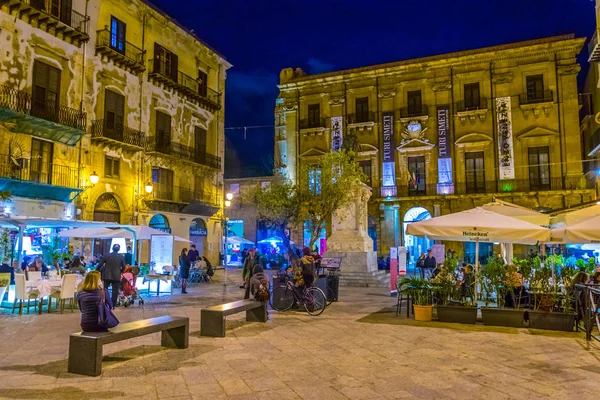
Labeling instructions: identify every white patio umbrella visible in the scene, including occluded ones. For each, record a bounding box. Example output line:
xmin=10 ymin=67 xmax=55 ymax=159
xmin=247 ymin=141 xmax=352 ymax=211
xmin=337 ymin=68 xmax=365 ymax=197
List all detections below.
xmin=482 ymin=200 xmax=550 ymax=225
xmin=551 ymin=214 xmax=600 ymax=244
xmin=406 ymin=207 xmax=551 ymax=302
xmin=551 ymin=204 xmax=600 ymax=226
xmin=225 ymin=236 xmax=254 ymax=245
xmin=57 ymin=227 xmax=120 ymax=239
xmin=105 ymin=226 xmax=190 ymax=242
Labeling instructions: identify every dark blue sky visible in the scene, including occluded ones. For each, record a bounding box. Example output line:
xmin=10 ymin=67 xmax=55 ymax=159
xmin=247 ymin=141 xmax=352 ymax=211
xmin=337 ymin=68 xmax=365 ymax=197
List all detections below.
xmin=149 ymin=0 xmax=596 ymax=177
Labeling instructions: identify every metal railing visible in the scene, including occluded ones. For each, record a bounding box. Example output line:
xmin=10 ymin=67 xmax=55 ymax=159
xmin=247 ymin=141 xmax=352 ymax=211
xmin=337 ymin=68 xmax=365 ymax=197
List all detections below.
xmin=400 ymin=105 xmax=428 ymax=118
xmin=574 ymin=284 xmax=600 ymax=342
xmin=145 ymin=137 xmax=221 ymax=169
xmin=148 ymin=60 xmax=220 ymax=105
xmin=96 ymin=29 xmax=144 ymax=64
xmin=588 ymin=28 xmax=600 ymax=62
xmin=347 ymin=112 xmax=375 ymax=124
xmin=456 ymin=98 xmax=488 ymax=112
xmin=91 ymin=120 xmax=146 ymax=148
xmin=0 ymin=155 xmax=79 ymax=188
xmin=150 ymin=185 xmax=219 ymax=205
xmin=0 ymin=85 xmax=86 ymax=131
xmin=520 ymin=90 xmax=553 ymax=105
xmin=21 ymin=0 xmax=89 ymax=33
xmin=299 ymin=117 xmax=326 ymax=129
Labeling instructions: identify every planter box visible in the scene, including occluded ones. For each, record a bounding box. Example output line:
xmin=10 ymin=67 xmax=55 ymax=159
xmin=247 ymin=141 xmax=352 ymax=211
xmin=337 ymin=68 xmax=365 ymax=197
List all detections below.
xmin=528 ymin=311 xmax=576 ymax=332
xmin=414 ymin=305 xmax=433 ymax=322
xmin=437 ymin=305 xmax=477 ymax=324
xmin=482 ymin=308 xmax=525 ymax=328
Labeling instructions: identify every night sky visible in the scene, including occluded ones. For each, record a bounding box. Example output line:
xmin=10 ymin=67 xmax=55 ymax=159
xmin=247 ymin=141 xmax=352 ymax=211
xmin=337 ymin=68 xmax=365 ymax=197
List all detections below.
xmin=148 ymin=0 xmax=596 ymax=177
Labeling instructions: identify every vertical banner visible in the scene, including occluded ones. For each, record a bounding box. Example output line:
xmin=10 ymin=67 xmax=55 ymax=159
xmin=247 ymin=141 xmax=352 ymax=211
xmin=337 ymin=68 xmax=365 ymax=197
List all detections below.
xmin=398 ymin=246 xmax=407 ymax=276
xmin=437 ymin=105 xmax=453 ymax=193
xmin=431 ymin=244 xmax=445 ymax=267
xmin=495 ymin=97 xmax=515 ymax=180
xmin=381 ymin=112 xmax=396 ymax=189
xmin=390 ymin=247 xmax=399 ymax=295
xmin=331 ymin=116 xmax=343 ymax=151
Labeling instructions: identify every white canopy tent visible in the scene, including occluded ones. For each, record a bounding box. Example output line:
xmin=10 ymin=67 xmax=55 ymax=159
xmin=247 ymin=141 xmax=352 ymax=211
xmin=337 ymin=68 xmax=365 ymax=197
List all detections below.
xmin=406 ymin=207 xmax=551 ymax=302
xmin=225 ymin=236 xmax=254 ymax=245
xmin=56 ymin=227 xmax=122 ymax=239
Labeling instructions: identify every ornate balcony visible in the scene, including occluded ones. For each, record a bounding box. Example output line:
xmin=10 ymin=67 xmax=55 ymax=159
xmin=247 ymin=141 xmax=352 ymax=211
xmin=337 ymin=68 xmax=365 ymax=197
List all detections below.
xmin=519 ymin=90 xmax=553 ymax=105
xmin=147 ymin=61 xmax=221 ymax=112
xmin=456 ymin=98 xmax=488 ymax=112
xmin=0 ymin=0 xmax=89 ymax=46
xmin=0 ymin=84 xmax=86 ymax=146
xmin=347 ymin=112 xmax=375 ymax=130
xmin=95 ymin=29 xmax=145 ymax=74
xmin=0 ymin=154 xmax=82 ymax=202
xmin=144 ymin=185 xmax=219 ymax=214
xmin=589 ymin=29 xmax=600 ymax=62
xmin=145 ymin=137 xmax=221 ymax=169
xmin=90 ymin=120 xmax=146 ymax=151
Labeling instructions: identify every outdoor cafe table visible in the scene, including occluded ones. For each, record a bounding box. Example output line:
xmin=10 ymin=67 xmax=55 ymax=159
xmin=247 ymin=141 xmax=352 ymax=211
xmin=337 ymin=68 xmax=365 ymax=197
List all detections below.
xmin=26 ymin=277 xmax=83 ymax=314
xmin=142 ymin=274 xmax=173 ymax=296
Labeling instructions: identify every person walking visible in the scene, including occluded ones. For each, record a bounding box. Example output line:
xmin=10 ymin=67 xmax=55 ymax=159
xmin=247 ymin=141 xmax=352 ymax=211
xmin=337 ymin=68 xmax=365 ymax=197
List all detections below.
xmin=423 ymin=249 xmax=437 ymax=279
xmin=179 ymin=248 xmax=191 ymax=294
xmin=96 ymin=244 xmax=125 ymax=308
xmin=416 ymin=253 xmax=426 ymax=279
xmin=243 ymin=248 xmax=261 ymax=299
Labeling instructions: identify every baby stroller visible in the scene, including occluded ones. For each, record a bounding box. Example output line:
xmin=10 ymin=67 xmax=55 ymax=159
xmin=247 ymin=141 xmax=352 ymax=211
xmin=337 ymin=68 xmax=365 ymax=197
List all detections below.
xmin=116 ymin=266 xmax=145 ymax=307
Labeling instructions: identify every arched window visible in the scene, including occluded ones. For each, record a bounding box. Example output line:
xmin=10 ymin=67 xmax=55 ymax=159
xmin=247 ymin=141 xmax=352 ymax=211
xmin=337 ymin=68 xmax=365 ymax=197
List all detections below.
xmin=190 ymin=218 xmax=207 ymax=236
xmin=149 ymin=214 xmax=170 ymax=233
xmin=93 ymin=193 xmax=121 ymax=223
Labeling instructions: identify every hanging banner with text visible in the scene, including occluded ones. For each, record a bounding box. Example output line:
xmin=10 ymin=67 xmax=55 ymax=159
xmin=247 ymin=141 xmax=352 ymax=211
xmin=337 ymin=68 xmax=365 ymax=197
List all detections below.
xmin=389 ymin=247 xmax=399 ymax=295
xmin=437 ymin=105 xmax=452 ymax=188
xmin=495 ymin=96 xmax=515 ymax=180
xmin=398 ymin=246 xmax=407 ymax=276
xmin=381 ymin=111 xmax=396 ymax=188
xmin=331 ymin=116 xmax=343 ymax=151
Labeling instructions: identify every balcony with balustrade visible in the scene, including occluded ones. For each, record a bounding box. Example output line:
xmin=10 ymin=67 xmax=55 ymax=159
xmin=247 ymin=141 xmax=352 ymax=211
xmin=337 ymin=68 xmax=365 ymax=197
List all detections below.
xmin=90 ymin=120 xmax=146 ymax=152
xmin=0 ymin=0 xmax=89 ymax=46
xmin=347 ymin=111 xmax=375 ymax=130
xmin=95 ymin=29 xmax=145 ymax=74
xmin=145 ymin=137 xmax=221 ymax=169
xmin=147 ymin=60 xmax=221 ymax=112
xmin=0 ymin=84 xmax=87 ymax=146
xmin=144 ymin=185 xmax=220 ymax=214
xmin=0 ymin=154 xmax=82 ymax=202
xmin=400 ymin=105 xmax=429 ymax=120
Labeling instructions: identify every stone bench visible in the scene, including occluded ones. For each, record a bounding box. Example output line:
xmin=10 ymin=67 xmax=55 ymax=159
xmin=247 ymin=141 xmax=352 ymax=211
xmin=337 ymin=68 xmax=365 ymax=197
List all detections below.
xmin=200 ymin=299 xmax=267 ymax=337
xmin=68 ymin=315 xmax=189 ymax=376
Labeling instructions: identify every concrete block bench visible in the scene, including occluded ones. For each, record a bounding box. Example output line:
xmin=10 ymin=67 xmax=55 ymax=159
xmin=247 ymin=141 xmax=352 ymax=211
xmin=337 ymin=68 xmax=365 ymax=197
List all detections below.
xmin=200 ymin=299 xmax=267 ymax=337
xmin=68 ymin=315 xmax=189 ymax=376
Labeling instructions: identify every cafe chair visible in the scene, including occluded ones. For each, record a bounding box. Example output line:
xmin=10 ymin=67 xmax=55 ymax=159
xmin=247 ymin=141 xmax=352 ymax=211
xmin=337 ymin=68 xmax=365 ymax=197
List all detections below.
xmin=0 ymin=272 xmax=10 ymax=302
xmin=12 ymin=274 xmax=39 ymax=315
xmin=27 ymin=271 xmax=42 ymax=282
xmin=49 ymin=274 xmax=77 ymax=313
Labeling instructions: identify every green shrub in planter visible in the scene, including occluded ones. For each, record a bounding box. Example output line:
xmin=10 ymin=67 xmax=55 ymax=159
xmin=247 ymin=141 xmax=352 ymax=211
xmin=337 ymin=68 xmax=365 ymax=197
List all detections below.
xmin=481 ymin=256 xmax=525 ymax=327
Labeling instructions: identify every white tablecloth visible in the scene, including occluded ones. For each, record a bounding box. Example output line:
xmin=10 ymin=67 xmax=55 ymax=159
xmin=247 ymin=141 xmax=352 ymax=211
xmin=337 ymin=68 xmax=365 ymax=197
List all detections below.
xmin=26 ymin=278 xmax=82 ymax=298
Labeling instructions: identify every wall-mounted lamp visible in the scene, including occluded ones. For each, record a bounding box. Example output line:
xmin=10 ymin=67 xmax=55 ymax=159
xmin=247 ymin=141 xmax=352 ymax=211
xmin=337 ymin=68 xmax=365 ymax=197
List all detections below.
xmin=145 ymin=182 xmax=154 ymax=194
xmin=89 ymin=171 xmax=99 ymax=185
xmin=226 ymin=192 xmax=233 ymax=201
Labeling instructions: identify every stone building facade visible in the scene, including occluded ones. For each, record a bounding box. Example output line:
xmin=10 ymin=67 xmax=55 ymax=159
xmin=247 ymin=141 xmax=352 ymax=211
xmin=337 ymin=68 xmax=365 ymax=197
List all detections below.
xmin=276 ymin=35 xmax=597 ymax=264
xmin=0 ymin=0 xmax=230 ymax=263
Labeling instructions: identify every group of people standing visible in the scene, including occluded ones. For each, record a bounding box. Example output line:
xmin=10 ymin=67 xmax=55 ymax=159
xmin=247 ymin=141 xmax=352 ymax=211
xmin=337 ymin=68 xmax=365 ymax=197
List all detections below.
xmin=178 ymin=244 xmax=212 ymax=294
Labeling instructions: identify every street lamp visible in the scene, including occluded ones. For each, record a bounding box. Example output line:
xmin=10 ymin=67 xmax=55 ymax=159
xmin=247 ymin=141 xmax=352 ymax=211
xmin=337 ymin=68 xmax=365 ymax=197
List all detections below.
xmin=145 ymin=182 xmax=154 ymax=194
xmin=223 ymin=193 xmax=233 ymax=283
xmin=89 ymin=171 xmax=99 ymax=185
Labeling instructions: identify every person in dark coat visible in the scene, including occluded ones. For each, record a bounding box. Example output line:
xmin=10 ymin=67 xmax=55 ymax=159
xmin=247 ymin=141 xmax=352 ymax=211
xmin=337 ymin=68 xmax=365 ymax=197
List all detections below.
xmin=78 ymin=271 xmax=114 ymax=332
xmin=0 ymin=258 xmax=15 ymax=285
xmin=96 ymin=244 xmax=125 ymax=308
xmin=124 ymin=246 xmax=133 ymax=266
xmin=243 ymin=248 xmax=262 ymax=299
xmin=423 ymin=249 xmax=437 ymax=279
xmin=187 ymin=245 xmax=200 ymax=264
xmin=179 ymin=248 xmax=191 ymax=294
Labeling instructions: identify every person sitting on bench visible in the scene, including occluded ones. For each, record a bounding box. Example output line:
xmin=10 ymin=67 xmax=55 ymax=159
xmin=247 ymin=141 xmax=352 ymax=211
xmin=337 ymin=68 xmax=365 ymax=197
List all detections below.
xmin=78 ymin=271 xmax=117 ymax=332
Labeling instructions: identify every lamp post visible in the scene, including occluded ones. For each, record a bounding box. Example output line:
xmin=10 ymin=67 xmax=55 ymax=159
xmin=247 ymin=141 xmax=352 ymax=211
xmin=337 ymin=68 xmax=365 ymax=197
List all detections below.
xmin=222 ymin=192 xmax=233 ymax=286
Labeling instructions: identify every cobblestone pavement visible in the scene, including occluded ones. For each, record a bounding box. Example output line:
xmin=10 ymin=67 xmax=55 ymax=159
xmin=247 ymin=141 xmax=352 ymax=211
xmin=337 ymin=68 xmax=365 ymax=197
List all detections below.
xmin=0 ymin=268 xmax=599 ymax=400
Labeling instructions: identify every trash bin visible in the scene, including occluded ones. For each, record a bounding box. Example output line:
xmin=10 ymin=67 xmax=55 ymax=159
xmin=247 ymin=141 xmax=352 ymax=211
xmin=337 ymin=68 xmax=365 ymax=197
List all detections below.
xmin=326 ymin=274 xmax=339 ymax=302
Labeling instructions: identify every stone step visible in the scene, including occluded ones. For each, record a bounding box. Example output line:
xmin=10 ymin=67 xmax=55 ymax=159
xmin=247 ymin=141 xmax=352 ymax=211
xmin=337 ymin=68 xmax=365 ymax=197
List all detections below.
xmin=338 ymin=270 xmax=390 ymax=288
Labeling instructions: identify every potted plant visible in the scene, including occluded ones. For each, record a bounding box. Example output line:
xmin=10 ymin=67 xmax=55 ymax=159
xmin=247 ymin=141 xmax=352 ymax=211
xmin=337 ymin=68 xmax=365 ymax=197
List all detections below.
xmin=481 ymin=256 xmax=525 ymax=327
xmin=399 ymin=276 xmax=433 ymax=321
xmin=528 ymin=261 xmax=576 ymax=331
xmin=435 ymin=255 xmax=477 ymax=324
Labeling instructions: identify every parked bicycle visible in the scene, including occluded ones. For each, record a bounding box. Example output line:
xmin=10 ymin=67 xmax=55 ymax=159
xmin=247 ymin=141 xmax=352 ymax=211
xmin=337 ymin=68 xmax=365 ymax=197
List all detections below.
xmin=270 ymin=280 xmax=327 ymax=316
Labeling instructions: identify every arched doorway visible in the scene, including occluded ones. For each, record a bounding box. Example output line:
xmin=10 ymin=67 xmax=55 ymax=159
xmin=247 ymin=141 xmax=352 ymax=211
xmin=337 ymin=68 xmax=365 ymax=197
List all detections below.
xmin=149 ymin=214 xmax=171 ymax=233
xmin=189 ymin=218 xmax=207 ymax=256
xmin=403 ymin=206 xmax=432 ymax=273
xmin=93 ymin=193 xmax=121 ymax=256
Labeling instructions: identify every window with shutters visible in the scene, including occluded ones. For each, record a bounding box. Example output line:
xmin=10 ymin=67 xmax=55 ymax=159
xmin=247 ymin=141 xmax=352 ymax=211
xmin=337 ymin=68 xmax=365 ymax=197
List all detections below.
xmin=528 ymin=146 xmax=550 ymax=190
xmin=30 ymin=138 xmax=53 ymax=185
xmin=31 ymin=61 xmax=61 ymax=122
xmin=110 ymin=16 xmax=126 ymax=53
xmin=526 ymin=74 xmax=544 ymax=102
xmin=355 ymin=97 xmax=369 ymax=122
xmin=407 ymin=90 xmax=422 ymax=115
xmin=465 ymin=151 xmax=485 ymax=194
xmin=198 ymin=70 xmax=208 ymax=97
xmin=30 ymin=0 xmax=73 ymax=26
xmin=155 ymin=111 xmax=172 ymax=150
xmin=104 ymin=156 xmax=120 ymax=178
xmin=194 ymin=126 xmax=207 ymax=161
xmin=104 ymin=89 xmax=125 ymax=140
xmin=194 ymin=175 xmax=204 ymax=199
xmin=307 ymin=104 xmax=320 ymax=128
xmin=154 ymin=43 xmax=178 ymax=82
xmin=152 ymin=167 xmax=174 ymax=200
xmin=464 ymin=83 xmax=481 ymax=110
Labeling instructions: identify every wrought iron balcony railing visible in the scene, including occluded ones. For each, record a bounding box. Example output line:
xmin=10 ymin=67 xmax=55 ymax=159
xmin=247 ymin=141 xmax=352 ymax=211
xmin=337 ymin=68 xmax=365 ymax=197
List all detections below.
xmin=148 ymin=185 xmax=220 ymax=206
xmin=1 ymin=0 xmax=90 ymax=44
xmin=299 ymin=117 xmax=326 ymax=129
xmin=91 ymin=120 xmax=146 ymax=150
xmin=347 ymin=112 xmax=375 ymax=124
xmin=0 ymin=84 xmax=87 ymax=131
xmin=589 ymin=29 xmax=600 ymax=62
xmin=145 ymin=137 xmax=221 ymax=169
xmin=520 ymin=90 xmax=553 ymax=105
xmin=400 ymin=105 xmax=428 ymax=118
xmin=95 ymin=29 xmax=145 ymax=73
xmin=0 ymin=154 xmax=80 ymax=188
xmin=456 ymin=98 xmax=488 ymax=113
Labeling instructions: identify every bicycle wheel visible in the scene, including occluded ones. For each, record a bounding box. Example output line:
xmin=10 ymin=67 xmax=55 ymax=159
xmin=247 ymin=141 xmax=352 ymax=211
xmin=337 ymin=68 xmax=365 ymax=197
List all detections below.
xmin=325 ymin=287 xmax=334 ymax=307
xmin=304 ymin=287 xmax=326 ymax=316
xmin=270 ymin=285 xmax=295 ymax=311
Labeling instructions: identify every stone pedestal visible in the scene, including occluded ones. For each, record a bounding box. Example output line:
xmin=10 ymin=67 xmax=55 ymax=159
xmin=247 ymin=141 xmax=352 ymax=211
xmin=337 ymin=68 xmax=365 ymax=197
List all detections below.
xmin=325 ymin=182 xmax=377 ymax=275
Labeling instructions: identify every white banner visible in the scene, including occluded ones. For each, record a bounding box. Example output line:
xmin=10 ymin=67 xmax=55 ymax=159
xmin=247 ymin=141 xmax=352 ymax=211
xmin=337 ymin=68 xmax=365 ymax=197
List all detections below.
xmin=496 ymin=97 xmax=515 ymax=180
xmin=331 ymin=116 xmax=343 ymax=151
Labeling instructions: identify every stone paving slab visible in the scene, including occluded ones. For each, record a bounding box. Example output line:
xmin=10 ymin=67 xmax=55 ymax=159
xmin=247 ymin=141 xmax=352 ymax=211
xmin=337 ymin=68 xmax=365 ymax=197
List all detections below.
xmin=0 ymin=268 xmax=599 ymax=399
